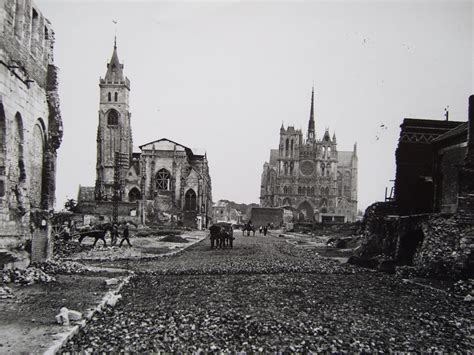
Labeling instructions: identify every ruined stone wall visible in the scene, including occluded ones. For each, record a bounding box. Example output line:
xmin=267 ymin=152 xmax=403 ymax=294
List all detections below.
xmin=436 ymin=146 xmax=466 ymax=213
xmin=0 ymin=0 xmax=62 ymax=263
xmin=76 ymin=201 xmax=137 ymax=217
xmin=250 ymin=207 xmax=283 ymax=227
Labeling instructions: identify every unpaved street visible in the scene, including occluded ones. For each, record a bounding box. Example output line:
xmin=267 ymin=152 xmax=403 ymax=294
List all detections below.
xmin=61 ymin=233 xmax=473 ymax=353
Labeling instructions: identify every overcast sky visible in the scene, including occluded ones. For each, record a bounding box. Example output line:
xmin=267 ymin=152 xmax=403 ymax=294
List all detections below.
xmin=37 ymin=0 xmax=473 ymax=212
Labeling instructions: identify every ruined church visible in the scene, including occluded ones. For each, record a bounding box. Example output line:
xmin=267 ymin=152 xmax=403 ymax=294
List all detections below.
xmin=260 ymin=89 xmax=358 ymax=223
xmin=78 ymin=40 xmax=212 ymax=229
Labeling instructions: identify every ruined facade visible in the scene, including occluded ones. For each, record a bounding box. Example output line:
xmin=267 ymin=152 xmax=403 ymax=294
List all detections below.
xmin=0 ymin=0 xmax=63 ymax=263
xmin=78 ymin=42 xmax=212 ymax=229
xmin=260 ymin=89 xmax=358 ymax=223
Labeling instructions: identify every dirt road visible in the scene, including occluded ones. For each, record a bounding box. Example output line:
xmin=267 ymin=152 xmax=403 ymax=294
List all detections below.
xmin=61 ymin=233 xmax=473 ymax=352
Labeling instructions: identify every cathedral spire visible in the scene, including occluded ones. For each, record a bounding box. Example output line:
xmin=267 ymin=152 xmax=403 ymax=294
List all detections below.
xmin=104 ymin=38 xmax=124 ymax=84
xmin=307 ymin=86 xmax=315 ymax=142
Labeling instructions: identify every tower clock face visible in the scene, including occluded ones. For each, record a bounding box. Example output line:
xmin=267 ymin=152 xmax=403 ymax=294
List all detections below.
xmin=300 ymin=161 xmax=314 ymax=176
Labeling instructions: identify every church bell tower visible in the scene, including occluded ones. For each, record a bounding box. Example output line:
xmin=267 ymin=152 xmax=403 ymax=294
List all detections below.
xmin=95 ymin=38 xmax=132 ymax=201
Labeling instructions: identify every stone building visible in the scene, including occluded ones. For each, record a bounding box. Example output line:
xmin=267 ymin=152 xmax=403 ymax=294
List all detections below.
xmin=78 ymin=41 xmax=212 ymax=229
xmin=0 ymin=0 xmax=63 ymax=264
xmin=395 ymin=95 xmax=474 ymax=221
xmin=212 ymin=200 xmax=242 ymax=224
xmin=260 ymin=88 xmax=357 ymax=223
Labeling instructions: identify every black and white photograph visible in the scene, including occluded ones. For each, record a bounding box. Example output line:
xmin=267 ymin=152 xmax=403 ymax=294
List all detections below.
xmin=0 ymin=0 xmax=472 ymax=352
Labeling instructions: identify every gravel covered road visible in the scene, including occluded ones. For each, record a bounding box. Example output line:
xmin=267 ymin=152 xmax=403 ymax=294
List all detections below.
xmin=61 ymin=233 xmax=473 ymax=353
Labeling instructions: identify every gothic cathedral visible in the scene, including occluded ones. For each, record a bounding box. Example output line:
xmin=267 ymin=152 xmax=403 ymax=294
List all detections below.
xmin=260 ymin=88 xmax=358 ymax=223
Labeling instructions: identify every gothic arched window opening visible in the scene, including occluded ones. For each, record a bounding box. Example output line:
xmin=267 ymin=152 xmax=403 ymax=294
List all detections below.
xmin=156 ymin=168 xmax=171 ymax=190
xmin=107 ymin=110 xmax=119 ymax=126
xmin=185 ymin=189 xmax=197 ymax=210
xmin=114 ymin=92 xmax=118 ymax=102
xmin=128 ymin=187 xmax=141 ymax=202
xmin=285 ymin=138 xmax=289 ymax=157
xmin=108 ymin=92 xmax=111 ymax=102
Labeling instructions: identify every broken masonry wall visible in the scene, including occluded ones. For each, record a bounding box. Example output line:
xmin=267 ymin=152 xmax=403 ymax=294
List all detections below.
xmin=0 ymin=1 xmax=62 ymax=265
xmin=250 ymin=207 xmax=284 ymax=228
xmin=412 ymin=216 xmax=473 ymax=279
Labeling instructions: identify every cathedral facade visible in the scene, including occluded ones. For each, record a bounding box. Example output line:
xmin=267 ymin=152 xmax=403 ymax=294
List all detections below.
xmin=79 ymin=40 xmax=212 ymax=229
xmin=260 ymin=89 xmax=358 ymax=223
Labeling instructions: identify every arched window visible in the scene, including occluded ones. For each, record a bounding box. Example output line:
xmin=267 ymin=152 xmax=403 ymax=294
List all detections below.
xmin=156 ymin=168 xmax=171 ymax=190
xmin=12 ymin=113 xmax=25 ymax=183
xmin=285 ymin=138 xmax=289 ymax=157
xmin=290 ymin=161 xmax=294 ymax=174
xmin=284 ymin=186 xmax=288 ymax=194
xmin=114 ymin=92 xmax=118 ymax=102
xmin=29 ymin=121 xmax=45 ymax=207
xmin=128 ymin=187 xmax=141 ymax=202
xmin=290 ymin=139 xmax=294 ymax=157
xmin=321 ymin=163 xmax=325 ymax=176
xmin=0 ymin=104 xmax=6 ymax=197
xmin=107 ymin=110 xmax=119 ymax=125
xmin=108 ymin=92 xmax=111 ymax=102
xmin=185 ymin=189 xmax=197 ymax=210
xmin=298 ymin=186 xmax=302 ymax=194
xmin=302 ymin=186 xmax=307 ymax=195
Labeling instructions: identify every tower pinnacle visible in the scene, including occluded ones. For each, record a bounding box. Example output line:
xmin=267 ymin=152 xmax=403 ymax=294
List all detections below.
xmin=307 ymin=86 xmax=315 ymax=142
xmin=104 ymin=38 xmax=124 ymax=84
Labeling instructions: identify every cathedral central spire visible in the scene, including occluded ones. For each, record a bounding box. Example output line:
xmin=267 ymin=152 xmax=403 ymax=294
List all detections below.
xmin=307 ymin=87 xmax=315 ymax=142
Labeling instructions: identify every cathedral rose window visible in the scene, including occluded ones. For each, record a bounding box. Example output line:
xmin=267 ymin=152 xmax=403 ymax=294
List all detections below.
xmin=300 ymin=161 xmax=314 ymax=176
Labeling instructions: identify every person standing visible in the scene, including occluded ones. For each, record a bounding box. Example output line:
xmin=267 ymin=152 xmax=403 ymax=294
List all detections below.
xmin=263 ymin=225 xmax=268 ymax=236
xmin=119 ymin=222 xmax=132 ymax=247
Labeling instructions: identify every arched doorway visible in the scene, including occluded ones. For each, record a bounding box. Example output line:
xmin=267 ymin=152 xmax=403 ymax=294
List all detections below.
xmin=298 ymin=201 xmax=314 ymax=221
xmin=184 ymin=189 xmax=197 ymax=210
xmin=128 ymin=187 xmax=141 ymax=202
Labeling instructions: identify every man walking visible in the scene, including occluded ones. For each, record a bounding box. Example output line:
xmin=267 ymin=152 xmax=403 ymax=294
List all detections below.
xmin=119 ymin=222 xmax=132 ymax=247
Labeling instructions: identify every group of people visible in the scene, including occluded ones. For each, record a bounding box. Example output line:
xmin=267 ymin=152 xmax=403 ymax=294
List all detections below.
xmin=60 ymin=221 xmax=133 ymax=248
xmin=258 ymin=225 xmax=269 ymax=236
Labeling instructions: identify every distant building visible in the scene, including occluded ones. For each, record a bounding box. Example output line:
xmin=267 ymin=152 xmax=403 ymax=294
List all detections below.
xmin=0 ymin=0 xmax=63 ymax=264
xmin=212 ymin=200 xmax=242 ymax=224
xmin=78 ymin=40 xmax=212 ymax=229
xmin=260 ymin=88 xmax=358 ymax=223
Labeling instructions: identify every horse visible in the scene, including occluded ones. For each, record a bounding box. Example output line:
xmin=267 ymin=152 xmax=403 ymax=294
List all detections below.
xmin=242 ymin=223 xmax=255 ymax=237
xmin=76 ymin=223 xmax=112 ymax=247
xmin=210 ymin=224 xmax=234 ymax=249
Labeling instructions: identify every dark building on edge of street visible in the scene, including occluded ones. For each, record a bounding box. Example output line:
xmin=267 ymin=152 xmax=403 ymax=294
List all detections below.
xmin=394 ymin=95 xmax=474 ymax=220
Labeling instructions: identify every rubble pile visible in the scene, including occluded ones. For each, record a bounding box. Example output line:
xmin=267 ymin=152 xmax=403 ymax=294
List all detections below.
xmin=449 ymin=279 xmax=474 ymax=298
xmin=53 ymin=238 xmax=93 ymax=259
xmin=1 ymin=267 xmax=56 ymax=285
xmin=32 ymin=260 xmax=91 ymax=275
xmin=354 ymin=202 xmax=398 ymax=260
xmin=414 ymin=217 xmax=472 ymax=279
xmin=0 ymin=286 xmax=14 ymax=299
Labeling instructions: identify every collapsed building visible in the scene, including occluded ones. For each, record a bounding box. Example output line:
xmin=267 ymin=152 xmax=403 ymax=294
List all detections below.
xmin=260 ymin=88 xmax=358 ymax=223
xmin=353 ymin=96 xmax=474 ymax=278
xmin=77 ymin=41 xmax=212 ymax=229
xmin=0 ymin=0 xmax=63 ymax=266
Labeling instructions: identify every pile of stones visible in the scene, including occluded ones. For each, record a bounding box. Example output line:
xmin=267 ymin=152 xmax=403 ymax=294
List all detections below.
xmin=32 ymin=260 xmax=91 ymax=275
xmin=1 ymin=267 xmax=56 ymax=285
